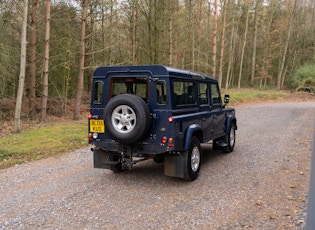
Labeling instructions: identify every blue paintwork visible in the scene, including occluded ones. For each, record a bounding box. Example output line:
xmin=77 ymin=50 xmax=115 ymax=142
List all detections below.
xmin=89 ymin=65 xmax=237 ymax=156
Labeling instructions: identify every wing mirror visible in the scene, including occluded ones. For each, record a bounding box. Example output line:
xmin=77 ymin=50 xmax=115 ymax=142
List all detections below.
xmin=224 ymin=94 xmax=230 ymax=104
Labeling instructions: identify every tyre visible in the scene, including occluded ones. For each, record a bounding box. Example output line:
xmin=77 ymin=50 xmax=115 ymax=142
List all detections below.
xmin=223 ymin=123 xmax=236 ymax=153
xmin=183 ymin=137 xmax=201 ymax=181
xmin=212 ymin=138 xmax=221 ymax=150
xmin=104 ymin=94 xmax=151 ymax=145
xmin=109 ymin=154 xmax=123 ymax=173
xmin=153 ymin=157 xmax=164 ymax=164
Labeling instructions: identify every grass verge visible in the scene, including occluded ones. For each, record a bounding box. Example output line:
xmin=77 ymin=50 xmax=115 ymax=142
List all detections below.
xmin=0 ymin=89 xmax=312 ymax=169
xmin=0 ymin=119 xmax=88 ymax=169
xmin=224 ymin=89 xmax=290 ymax=105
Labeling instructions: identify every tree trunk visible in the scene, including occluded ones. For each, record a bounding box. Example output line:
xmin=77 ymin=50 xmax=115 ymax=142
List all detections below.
xmin=109 ymin=0 xmax=114 ymax=65
xmin=41 ymin=0 xmax=51 ymax=122
xmin=212 ymin=0 xmax=218 ymax=76
xmin=29 ymin=0 xmax=38 ymax=120
xmin=74 ymin=0 xmax=87 ymax=120
xmin=168 ymin=0 xmax=173 ymax=66
xmin=85 ymin=4 xmax=93 ymax=95
xmin=261 ymin=0 xmax=276 ymax=89
xmin=14 ymin=0 xmax=29 ymax=133
xmin=238 ymin=3 xmax=250 ymax=89
xmin=131 ymin=0 xmax=139 ymax=64
xmin=277 ymin=0 xmax=297 ymax=90
xmin=218 ymin=0 xmax=226 ymax=88
xmin=181 ymin=1 xmax=192 ymax=68
xmin=225 ymin=0 xmax=238 ymax=90
xmin=250 ymin=0 xmax=259 ymax=87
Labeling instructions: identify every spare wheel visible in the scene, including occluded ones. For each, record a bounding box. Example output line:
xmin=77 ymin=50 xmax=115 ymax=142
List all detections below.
xmin=104 ymin=94 xmax=151 ymax=145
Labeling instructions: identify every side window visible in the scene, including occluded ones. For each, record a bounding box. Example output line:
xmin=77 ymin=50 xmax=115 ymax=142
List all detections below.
xmin=156 ymin=81 xmax=167 ymax=105
xmin=210 ymin=83 xmax=221 ymax=105
xmin=173 ymin=81 xmax=196 ymax=106
xmin=199 ymin=83 xmax=209 ymax=105
xmin=93 ymin=81 xmax=103 ymax=104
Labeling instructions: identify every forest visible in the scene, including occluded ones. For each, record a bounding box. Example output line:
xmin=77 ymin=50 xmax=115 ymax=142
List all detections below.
xmin=0 ymin=0 xmax=314 ymax=129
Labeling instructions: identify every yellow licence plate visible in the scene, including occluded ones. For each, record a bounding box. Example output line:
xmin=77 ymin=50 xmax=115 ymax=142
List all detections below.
xmin=89 ymin=119 xmax=105 ymax=133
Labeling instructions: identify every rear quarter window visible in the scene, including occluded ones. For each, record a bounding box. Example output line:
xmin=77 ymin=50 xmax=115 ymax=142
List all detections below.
xmin=93 ymin=81 xmax=104 ymax=104
xmin=156 ymin=81 xmax=167 ymax=105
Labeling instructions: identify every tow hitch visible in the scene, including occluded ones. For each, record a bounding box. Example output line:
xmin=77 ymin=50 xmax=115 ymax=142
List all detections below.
xmin=93 ymin=147 xmax=147 ymax=171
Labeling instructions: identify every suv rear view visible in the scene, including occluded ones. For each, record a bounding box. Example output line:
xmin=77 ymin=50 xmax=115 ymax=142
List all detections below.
xmin=88 ymin=65 xmax=237 ymax=180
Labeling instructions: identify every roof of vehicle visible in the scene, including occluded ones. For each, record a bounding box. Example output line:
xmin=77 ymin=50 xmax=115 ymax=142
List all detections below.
xmin=93 ymin=64 xmax=217 ymax=81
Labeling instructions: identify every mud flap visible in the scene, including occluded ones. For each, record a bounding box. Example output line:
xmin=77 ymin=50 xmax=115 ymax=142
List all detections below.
xmin=93 ymin=148 xmax=112 ymax=169
xmin=164 ymin=154 xmax=185 ymax=179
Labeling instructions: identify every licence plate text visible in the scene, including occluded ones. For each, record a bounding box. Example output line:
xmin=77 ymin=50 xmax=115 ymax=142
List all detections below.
xmin=89 ymin=119 xmax=105 ymax=133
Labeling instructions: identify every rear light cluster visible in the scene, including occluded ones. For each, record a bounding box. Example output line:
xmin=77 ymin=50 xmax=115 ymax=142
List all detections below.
xmin=88 ymin=133 xmax=93 ymax=142
xmin=161 ymin=136 xmax=174 ymax=147
xmin=88 ymin=114 xmax=92 ymax=142
xmin=161 ymin=117 xmax=175 ymax=146
xmin=88 ymin=114 xmax=98 ymax=142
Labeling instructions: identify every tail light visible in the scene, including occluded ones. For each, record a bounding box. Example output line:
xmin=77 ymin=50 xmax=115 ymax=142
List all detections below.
xmin=168 ymin=117 xmax=174 ymax=123
xmin=161 ymin=136 xmax=168 ymax=144
xmin=88 ymin=133 xmax=93 ymax=141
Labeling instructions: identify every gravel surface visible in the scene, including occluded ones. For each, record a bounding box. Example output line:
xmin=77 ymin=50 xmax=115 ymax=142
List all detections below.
xmin=1 ymin=102 xmax=315 ymax=230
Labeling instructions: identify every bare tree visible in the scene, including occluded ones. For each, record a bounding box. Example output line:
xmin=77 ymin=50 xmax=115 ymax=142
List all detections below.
xmin=277 ymin=0 xmax=297 ymax=90
xmin=218 ymin=0 xmax=227 ymax=87
xmin=225 ymin=0 xmax=238 ymax=90
xmin=237 ymin=1 xmax=251 ymax=89
xmin=131 ymin=0 xmax=139 ymax=64
xmin=74 ymin=0 xmax=88 ymax=120
xmin=28 ymin=0 xmax=38 ymax=120
xmin=14 ymin=0 xmax=29 ymax=133
xmin=41 ymin=0 xmax=51 ymax=122
xmin=2 ymin=0 xmax=315 ymax=110
xmin=212 ymin=0 xmax=218 ymax=76
xmin=181 ymin=0 xmax=193 ymax=68
xmin=168 ymin=0 xmax=173 ymax=66
xmin=250 ymin=0 xmax=260 ymax=87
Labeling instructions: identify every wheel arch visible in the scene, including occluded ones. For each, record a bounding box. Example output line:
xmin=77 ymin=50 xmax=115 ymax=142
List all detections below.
xmin=183 ymin=124 xmax=203 ymax=150
xmin=225 ymin=115 xmax=237 ymax=134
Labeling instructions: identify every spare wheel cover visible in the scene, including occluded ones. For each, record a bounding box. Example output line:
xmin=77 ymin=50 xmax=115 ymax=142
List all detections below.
xmin=104 ymin=94 xmax=151 ymax=144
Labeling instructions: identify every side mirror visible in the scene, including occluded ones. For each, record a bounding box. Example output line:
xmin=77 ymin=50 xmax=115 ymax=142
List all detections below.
xmin=224 ymin=94 xmax=230 ymax=104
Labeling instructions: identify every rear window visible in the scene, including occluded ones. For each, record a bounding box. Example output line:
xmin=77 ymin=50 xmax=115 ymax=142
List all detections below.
xmin=111 ymin=77 xmax=148 ymax=102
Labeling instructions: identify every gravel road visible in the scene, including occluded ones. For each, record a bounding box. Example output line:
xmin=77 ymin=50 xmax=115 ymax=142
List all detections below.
xmin=1 ymin=102 xmax=315 ymax=230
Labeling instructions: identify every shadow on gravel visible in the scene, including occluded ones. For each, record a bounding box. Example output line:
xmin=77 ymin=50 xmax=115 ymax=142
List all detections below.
xmin=96 ymin=143 xmax=230 ymax=184
xmin=201 ymin=143 xmax=228 ymax=162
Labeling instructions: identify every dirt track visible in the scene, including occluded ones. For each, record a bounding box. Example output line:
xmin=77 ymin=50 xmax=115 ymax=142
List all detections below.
xmin=0 ymin=102 xmax=314 ymax=229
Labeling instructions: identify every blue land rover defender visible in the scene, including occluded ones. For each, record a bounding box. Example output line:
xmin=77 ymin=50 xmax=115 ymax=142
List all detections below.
xmin=88 ymin=65 xmax=237 ymax=180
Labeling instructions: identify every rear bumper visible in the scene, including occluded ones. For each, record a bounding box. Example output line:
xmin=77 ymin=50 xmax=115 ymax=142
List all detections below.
xmin=93 ymin=140 xmax=172 ymax=156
